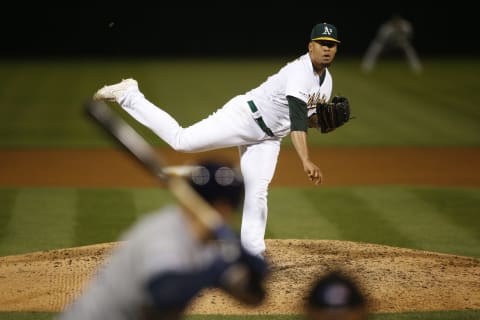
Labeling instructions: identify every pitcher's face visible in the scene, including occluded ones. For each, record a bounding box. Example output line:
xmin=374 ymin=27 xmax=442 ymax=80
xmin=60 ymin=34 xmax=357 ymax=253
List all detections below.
xmin=309 ymin=40 xmax=338 ymax=70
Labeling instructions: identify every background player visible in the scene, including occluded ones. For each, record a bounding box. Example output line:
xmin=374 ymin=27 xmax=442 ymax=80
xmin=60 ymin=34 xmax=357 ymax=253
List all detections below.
xmin=93 ymin=22 xmax=342 ymax=258
xmin=57 ymin=160 xmax=268 ymax=320
xmin=361 ymin=14 xmax=422 ymax=73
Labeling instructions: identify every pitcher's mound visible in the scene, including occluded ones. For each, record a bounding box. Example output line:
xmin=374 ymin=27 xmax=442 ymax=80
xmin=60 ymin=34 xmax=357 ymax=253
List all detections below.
xmin=0 ymin=240 xmax=479 ymax=314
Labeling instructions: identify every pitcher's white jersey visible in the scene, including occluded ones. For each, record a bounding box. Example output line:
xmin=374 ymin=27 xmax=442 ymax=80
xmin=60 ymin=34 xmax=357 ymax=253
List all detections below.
xmin=101 ymin=52 xmax=335 ymax=257
xmin=246 ymin=53 xmax=333 ymax=137
xmin=58 ymin=206 xmax=218 ymax=320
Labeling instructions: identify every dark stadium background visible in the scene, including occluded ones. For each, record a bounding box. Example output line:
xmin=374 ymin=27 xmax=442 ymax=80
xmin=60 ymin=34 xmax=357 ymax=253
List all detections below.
xmin=1 ymin=2 xmax=477 ymax=58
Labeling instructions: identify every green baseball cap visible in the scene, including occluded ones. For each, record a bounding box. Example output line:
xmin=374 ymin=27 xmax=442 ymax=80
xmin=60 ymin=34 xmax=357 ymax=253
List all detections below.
xmin=311 ymin=22 xmax=340 ymax=43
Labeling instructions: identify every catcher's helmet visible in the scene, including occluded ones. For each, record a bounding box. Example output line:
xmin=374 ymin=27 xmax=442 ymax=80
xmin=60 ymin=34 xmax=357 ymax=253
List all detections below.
xmin=308 ymin=271 xmax=365 ymax=309
xmin=188 ymin=160 xmax=244 ymax=209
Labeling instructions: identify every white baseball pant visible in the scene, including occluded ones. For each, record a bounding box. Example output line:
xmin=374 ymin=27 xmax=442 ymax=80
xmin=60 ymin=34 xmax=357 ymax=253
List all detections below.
xmin=119 ymin=89 xmax=281 ymax=256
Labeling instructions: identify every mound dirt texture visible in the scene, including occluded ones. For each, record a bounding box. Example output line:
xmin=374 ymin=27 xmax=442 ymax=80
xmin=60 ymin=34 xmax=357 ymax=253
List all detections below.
xmin=0 ymin=240 xmax=479 ymax=314
xmin=0 ymin=148 xmax=479 ymax=314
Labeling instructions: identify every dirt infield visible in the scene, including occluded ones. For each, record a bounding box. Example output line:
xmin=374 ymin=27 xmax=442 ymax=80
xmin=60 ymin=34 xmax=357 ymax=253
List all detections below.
xmin=1 ymin=147 xmax=480 ymax=187
xmin=0 ymin=147 xmax=479 ymax=314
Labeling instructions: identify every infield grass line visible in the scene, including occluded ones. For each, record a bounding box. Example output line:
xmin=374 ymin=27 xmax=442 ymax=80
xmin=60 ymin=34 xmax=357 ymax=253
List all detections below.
xmin=0 ymin=189 xmax=16 ymax=248
xmin=0 ymin=188 xmax=76 ymax=255
xmin=413 ymin=188 xmax=480 ymax=243
xmin=269 ymin=188 xmax=415 ymax=247
xmin=74 ymin=189 xmax=138 ymax=247
xmin=354 ymin=187 xmax=480 ymax=257
xmin=266 ymin=189 xmax=342 ymax=240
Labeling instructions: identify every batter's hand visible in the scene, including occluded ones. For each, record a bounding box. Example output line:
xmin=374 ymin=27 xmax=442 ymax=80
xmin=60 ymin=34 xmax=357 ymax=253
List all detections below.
xmin=303 ymin=160 xmax=323 ymax=185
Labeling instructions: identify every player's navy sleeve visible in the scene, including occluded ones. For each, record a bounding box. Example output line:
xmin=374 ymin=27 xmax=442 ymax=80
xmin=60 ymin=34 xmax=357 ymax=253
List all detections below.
xmin=287 ymin=95 xmax=308 ymax=132
xmin=145 ymin=258 xmax=229 ymax=310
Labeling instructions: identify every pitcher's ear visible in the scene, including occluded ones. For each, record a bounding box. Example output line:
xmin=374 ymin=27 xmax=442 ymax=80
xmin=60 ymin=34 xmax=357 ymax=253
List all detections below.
xmin=308 ymin=41 xmax=314 ymax=52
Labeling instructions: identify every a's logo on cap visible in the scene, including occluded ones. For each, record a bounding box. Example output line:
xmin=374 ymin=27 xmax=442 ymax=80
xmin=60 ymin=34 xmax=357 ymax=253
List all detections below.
xmin=323 ymin=25 xmax=332 ymax=35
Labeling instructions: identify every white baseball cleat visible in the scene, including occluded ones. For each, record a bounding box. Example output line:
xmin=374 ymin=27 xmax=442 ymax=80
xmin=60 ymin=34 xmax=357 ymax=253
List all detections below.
xmin=93 ymin=78 xmax=138 ymax=102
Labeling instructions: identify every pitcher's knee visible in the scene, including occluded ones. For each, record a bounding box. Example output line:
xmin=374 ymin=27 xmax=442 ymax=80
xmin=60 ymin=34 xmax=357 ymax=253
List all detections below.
xmin=172 ymin=145 xmax=191 ymax=153
xmin=173 ymin=144 xmax=203 ymax=153
xmin=169 ymin=135 xmax=199 ymax=153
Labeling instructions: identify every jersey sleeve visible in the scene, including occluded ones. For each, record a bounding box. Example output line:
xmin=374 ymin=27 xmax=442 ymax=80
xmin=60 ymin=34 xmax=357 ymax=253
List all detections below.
xmin=287 ymin=95 xmax=308 ymax=132
xmin=284 ymin=59 xmax=312 ymax=104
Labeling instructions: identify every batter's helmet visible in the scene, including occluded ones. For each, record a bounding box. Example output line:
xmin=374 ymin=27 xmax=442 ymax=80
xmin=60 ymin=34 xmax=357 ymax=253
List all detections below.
xmin=188 ymin=160 xmax=244 ymax=209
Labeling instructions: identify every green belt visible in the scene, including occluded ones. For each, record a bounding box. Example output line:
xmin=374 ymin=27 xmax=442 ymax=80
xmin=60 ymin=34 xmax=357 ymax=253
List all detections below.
xmin=247 ymin=100 xmax=274 ymax=137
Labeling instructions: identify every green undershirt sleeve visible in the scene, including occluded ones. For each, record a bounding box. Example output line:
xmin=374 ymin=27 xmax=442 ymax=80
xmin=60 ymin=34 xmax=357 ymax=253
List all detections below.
xmin=287 ymin=95 xmax=308 ymax=132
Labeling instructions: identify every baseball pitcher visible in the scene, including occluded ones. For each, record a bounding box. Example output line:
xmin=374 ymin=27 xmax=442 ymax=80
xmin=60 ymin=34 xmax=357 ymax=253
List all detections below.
xmin=92 ymin=22 xmax=351 ymax=258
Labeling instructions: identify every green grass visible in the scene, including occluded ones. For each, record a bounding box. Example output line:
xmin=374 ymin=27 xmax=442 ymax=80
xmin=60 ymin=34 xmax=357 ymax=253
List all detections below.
xmin=269 ymin=187 xmax=480 ymax=257
xmin=2 ymin=186 xmax=478 ymax=258
xmin=0 ymin=187 xmax=173 ymax=255
xmin=0 ymin=58 xmax=479 ymax=148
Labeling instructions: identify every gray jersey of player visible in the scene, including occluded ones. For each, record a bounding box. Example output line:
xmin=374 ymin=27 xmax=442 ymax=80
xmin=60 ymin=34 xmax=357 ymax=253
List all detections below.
xmin=58 ymin=206 xmax=217 ymax=320
xmin=57 ymin=161 xmax=267 ymax=320
xmin=92 ymin=22 xmax=341 ymax=258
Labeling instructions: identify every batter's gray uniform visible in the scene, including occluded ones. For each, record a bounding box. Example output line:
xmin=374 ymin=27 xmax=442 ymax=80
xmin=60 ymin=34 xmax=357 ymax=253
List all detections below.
xmin=57 ymin=206 xmax=221 ymax=320
xmin=114 ymin=53 xmax=333 ymax=257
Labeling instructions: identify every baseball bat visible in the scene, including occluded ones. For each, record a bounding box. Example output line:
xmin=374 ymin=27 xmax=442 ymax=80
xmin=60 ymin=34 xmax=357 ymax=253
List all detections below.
xmin=84 ymin=99 xmax=236 ymax=242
